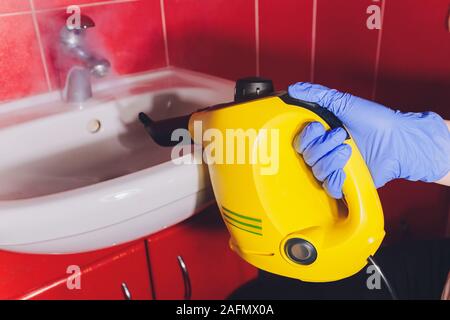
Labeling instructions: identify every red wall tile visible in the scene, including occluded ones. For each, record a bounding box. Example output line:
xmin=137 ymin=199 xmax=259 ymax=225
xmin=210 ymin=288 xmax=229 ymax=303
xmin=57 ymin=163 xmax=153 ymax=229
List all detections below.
xmin=314 ymin=0 xmax=380 ymax=99
xmin=0 ymin=14 xmax=48 ymax=102
xmin=259 ymin=0 xmax=313 ymax=90
xmin=376 ymin=0 xmax=450 ymax=119
xmin=36 ymin=0 xmax=166 ymax=90
xmin=165 ymin=0 xmax=256 ymax=80
xmin=0 ymin=1 xmax=30 ymax=14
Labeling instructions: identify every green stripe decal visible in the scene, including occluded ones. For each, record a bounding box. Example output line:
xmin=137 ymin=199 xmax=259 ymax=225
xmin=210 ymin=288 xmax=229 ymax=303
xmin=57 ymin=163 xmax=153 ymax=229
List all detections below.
xmin=223 ymin=219 xmax=262 ymax=236
xmin=222 ymin=213 xmax=262 ymax=230
xmin=221 ymin=206 xmax=262 ymax=223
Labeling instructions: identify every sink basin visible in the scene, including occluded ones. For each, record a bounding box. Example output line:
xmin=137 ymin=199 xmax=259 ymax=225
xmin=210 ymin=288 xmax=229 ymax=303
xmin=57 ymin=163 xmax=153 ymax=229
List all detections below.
xmin=0 ymin=68 xmax=234 ymax=253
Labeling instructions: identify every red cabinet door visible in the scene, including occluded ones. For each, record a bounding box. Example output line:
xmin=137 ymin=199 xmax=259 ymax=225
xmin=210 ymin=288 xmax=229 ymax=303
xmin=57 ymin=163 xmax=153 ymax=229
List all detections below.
xmin=147 ymin=205 xmax=258 ymax=300
xmin=17 ymin=243 xmax=152 ymax=300
xmin=0 ymin=239 xmax=146 ymax=299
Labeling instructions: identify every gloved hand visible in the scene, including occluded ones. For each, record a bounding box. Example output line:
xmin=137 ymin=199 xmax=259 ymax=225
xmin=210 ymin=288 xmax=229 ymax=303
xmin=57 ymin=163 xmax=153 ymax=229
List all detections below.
xmin=289 ymin=82 xmax=450 ymax=199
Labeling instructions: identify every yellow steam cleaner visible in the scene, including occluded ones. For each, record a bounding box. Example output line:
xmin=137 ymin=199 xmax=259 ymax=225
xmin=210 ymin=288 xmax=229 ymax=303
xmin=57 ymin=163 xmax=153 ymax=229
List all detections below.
xmin=139 ymin=77 xmax=385 ymax=283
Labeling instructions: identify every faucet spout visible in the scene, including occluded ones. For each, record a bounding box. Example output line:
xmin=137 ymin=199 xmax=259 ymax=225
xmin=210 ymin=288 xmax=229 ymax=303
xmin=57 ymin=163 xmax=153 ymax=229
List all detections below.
xmin=63 ymin=67 xmax=92 ymax=103
xmin=59 ymin=14 xmax=111 ymax=103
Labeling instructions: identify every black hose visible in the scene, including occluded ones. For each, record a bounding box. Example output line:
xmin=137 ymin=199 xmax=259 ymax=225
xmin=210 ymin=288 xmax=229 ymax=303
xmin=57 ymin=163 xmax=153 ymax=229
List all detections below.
xmin=368 ymin=255 xmax=399 ymax=300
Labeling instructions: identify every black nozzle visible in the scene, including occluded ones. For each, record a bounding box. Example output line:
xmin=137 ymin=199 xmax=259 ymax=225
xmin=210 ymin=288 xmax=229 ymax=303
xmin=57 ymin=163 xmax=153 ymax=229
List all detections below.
xmin=234 ymin=77 xmax=274 ymax=102
xmin=139 ymin=112 xmax=191 ymax=147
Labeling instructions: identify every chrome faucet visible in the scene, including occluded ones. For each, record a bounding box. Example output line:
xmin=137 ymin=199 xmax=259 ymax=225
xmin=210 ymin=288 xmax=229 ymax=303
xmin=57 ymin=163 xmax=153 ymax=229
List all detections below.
xmin=60 ymin=14 xmax=111 ymax=103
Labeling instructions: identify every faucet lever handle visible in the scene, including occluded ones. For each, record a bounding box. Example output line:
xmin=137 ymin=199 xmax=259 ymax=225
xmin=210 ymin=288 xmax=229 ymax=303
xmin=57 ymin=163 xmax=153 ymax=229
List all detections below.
xmin=67 ymin=14 xmax=95 ymax=30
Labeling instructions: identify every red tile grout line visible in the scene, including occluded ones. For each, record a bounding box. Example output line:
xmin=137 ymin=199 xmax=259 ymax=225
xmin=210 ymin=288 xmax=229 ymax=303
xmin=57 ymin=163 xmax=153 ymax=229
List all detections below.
xmin=254 ymin=0 xmax=260 ymax=77
xmin=29 ymin=0 xmax=52 ymax=92
xmin=310 ymin=0 xmax=318 ymax=83
xmin=0 ymin=10 xmax=32 ymax=18
xmin=371 ymin=0 xmax=386 ymax=101
xmin=160 ymin=0 xmax=170 ymax=67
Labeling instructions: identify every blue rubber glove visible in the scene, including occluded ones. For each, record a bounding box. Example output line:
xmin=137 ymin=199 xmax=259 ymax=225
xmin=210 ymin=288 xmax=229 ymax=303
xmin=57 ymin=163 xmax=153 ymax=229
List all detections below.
xmin=289 ymin=82 xmax=450 ymax=199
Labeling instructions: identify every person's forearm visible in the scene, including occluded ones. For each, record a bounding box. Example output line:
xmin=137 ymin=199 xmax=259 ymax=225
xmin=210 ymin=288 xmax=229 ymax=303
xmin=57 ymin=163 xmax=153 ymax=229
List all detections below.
xmin=436 ymin=172 xmax=450 ymax=186
xmin=435 ymin=120 xmax=450 ymax=186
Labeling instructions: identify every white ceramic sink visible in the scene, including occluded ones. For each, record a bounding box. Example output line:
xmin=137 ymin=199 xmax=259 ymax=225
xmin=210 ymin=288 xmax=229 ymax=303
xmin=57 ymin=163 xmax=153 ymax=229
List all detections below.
xmin=0 ymin=68 xmax=234 ymax=253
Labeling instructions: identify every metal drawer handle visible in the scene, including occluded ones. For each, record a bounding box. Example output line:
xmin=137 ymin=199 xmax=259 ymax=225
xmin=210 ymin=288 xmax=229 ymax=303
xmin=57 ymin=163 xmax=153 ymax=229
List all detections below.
xmin=177 ymin=255 xmax=192 ymax=300
xmin=121 ymin=282 xmax=132 ymax=300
